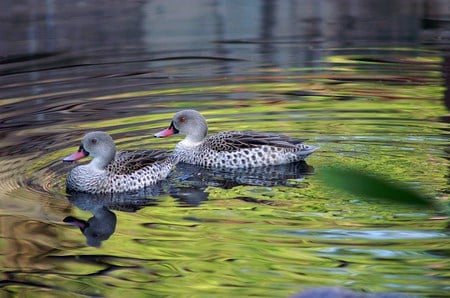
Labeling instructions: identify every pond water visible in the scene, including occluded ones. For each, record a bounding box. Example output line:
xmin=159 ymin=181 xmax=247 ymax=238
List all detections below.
xmin=1 ymin=1 xmax=449 ymax=297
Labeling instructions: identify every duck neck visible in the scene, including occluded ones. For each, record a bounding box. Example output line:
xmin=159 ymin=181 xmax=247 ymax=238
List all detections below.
xmin=89 ymin=157 xmax=109 ymax=171
xmin=185 ymin=132 xmax=205 ymax=144
xmin=89 ymin=149 xmax=115 ymax=170
xmin=180 ymin=136 xmax=203 ymax=148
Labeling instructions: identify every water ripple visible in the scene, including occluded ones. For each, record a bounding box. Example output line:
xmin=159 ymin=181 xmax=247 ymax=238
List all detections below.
xmin=284 ymin=229 xmax=448 ymax=240
xmin=0 ymin=45 xmax=448 ymax=297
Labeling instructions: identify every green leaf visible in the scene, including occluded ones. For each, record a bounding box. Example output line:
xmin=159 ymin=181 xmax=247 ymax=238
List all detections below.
xmin=318 ymin=166 xmax=436 ymax=208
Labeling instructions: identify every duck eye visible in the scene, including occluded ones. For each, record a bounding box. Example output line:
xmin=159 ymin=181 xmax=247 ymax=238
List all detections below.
xmin=180 ymin=117 xmax=186 ymax=123
xmin=91 ymin=138 xmax=97 ymax=145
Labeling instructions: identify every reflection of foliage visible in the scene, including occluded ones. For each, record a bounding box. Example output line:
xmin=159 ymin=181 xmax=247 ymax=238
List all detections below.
xmin=10 ymin=50 xmax=448 ymax=297
xmin=318 ymin=165 xmax=444 ymax=211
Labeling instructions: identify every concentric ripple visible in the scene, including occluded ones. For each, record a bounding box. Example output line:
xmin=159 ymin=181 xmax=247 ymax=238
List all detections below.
xmin=0 ymin=47 xmax=448 ymax=297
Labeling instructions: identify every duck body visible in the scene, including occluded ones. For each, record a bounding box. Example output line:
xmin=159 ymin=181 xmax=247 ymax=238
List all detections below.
xmin=173 ymin=131 xmax=317 ymax=168
xmin=64 ymin=132 xmax=177 ymax=194
xmin=155 ymin=110 xmax=318 ymax=169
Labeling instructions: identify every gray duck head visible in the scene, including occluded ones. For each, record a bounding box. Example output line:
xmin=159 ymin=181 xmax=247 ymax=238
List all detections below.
xmin=155 ymin=109 xmax=208 ymax=143
xmin=63 ymin=131 xmax=116 ymax=169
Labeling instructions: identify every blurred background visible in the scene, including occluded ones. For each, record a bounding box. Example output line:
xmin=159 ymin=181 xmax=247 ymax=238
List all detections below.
xmin=3 ymin=0 xmax=449 ymax=54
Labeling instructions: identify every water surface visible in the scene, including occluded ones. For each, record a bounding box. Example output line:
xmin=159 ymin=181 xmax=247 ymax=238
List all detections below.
xmin=1 ymin=1 xmax=449 ymax=297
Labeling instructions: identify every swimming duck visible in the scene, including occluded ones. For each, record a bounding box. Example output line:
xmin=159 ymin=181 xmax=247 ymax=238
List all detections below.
xmin=63 ymin=131 xmax=177 ymax=193
xmin=154 ymin=110 xmax=318 ymax=168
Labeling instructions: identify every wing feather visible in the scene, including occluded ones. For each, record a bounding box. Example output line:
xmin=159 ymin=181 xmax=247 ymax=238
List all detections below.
xmin=206 ymin=131 xmax=306 ymax=152
xmin=107 ymin=149 xmax=171 ymax=175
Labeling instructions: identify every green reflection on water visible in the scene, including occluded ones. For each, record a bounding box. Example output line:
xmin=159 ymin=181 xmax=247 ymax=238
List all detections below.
xmin=3 ymin=50 xmax=449 ymax=297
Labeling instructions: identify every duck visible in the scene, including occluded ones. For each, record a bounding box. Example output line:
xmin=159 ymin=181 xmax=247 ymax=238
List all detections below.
xmin=154 ymin=109 xmax=318 ymax=169
xmin=63 ymin=131 xmax=177 ymax=193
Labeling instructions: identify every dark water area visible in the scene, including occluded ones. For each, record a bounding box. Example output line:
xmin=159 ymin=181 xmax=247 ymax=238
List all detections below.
xmin=1 ymin=1 xmax=450 ymax=297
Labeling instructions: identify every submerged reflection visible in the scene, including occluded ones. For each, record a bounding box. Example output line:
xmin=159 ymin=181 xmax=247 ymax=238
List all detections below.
xmin=64 ymin=161 xmax=313 ymax=246
xmin=64 ymin=206 xmax=116 ymax=247
xmin=63 ymin=187 xmax=162 ymax=247
xmin=168 ymin=161 xmax=314 ymax=206
xmin=171 ymin=160 xmax=314 ymax=189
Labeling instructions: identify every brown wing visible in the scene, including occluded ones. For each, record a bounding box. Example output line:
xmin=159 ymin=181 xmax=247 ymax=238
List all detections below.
xmin=205 ymin=131 xmax=306 ymax=152
xmin=107 ymin=149 xmax=171 ymax=175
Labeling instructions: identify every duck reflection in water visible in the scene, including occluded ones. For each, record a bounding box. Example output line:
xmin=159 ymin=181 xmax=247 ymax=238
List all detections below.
xmin=169 ymin=160 xmax=314 ymax=190
xmin=167 ymin=160 xmax=314 ymax=206
xmin=63 ymin=187 xmax=162 ymax=247
xmin=64 ymin=205 xmax=116 ymax=248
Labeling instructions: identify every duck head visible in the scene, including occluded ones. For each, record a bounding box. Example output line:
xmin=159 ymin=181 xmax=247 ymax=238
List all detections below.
xmin=154 ymin=109 xmax=208 ymax=143
xmin=63 ymin=131 xmax=116 ymax=169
